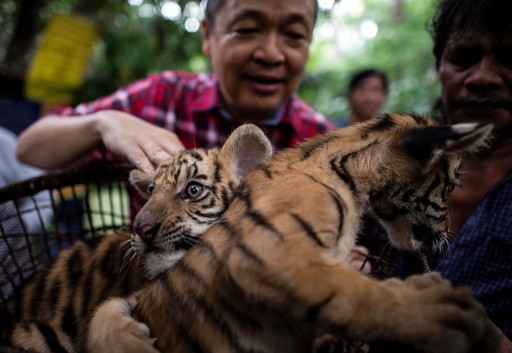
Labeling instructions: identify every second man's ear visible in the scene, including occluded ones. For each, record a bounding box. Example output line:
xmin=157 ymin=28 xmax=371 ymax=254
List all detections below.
xmin=201 ymin=19 xmax=212 ymax=57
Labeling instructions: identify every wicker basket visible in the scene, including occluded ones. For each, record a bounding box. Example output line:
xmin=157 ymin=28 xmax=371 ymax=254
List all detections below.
xmin=0 ymin=163 xmax=131 ymax=305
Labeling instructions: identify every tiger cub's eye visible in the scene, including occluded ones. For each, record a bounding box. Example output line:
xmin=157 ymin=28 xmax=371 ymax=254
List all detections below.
xmin=183 ymin=182 xmax=204 ymax=200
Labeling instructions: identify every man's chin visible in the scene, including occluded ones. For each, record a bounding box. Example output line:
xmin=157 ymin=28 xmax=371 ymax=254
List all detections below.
xmin=235 ymin=100 xmax=284 ymax=123
xmin=451 ymin=109 xmax=509 ymax=124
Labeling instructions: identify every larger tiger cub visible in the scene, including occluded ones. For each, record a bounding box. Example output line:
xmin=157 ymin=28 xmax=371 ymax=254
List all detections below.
xmin=119 ymin=114 xmax=496 ymax=353
xmin=0 ymin=124 xmax=272 ymax=353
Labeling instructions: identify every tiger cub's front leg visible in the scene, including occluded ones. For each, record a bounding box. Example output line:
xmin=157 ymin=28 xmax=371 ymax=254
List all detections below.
xmin=87 ymin=294 xmax=159 ymax=353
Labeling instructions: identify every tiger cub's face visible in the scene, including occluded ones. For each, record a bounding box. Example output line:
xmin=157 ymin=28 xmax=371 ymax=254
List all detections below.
xmin=129 ymin=124 xmax=272 ymax=277
xmin=368 ymin=156 xmax=460 ymax=253
xmin=361 ymin=117 xmax=492 ymax=253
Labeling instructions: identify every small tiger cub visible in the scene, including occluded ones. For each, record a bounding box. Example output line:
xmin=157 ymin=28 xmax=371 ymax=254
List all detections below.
xmin=0 ymin=124 xmax=272 ymax=353
xmin=124 ymin=114 xmax=496 ymax=353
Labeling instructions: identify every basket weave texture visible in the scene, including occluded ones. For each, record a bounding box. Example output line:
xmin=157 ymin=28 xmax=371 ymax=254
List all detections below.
xmin=0 ymin=163 xmax=131 ymax=305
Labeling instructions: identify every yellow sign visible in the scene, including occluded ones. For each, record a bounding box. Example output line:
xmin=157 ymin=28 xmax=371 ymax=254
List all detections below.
xmin=25 ymin=14 xmax=98 ymax=104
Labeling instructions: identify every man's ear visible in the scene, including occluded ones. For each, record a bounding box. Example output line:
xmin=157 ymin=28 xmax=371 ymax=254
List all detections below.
xmin=201 ymin=19 xmax=212 ymax=56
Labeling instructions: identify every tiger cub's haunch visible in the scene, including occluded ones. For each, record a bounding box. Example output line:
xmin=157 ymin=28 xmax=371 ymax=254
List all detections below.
xmin=0 ymin=124 xmax=272 ymax=353
xmin=132 ymin=114 xmax=497 ymax=353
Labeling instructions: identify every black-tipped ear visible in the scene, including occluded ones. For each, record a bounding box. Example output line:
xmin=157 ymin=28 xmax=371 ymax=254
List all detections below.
xmin=398 ymin=123 xmax=493 ymax=166
xmin=444 ymin=123 xmax=493 ymax=153
xmin=129 ymin=169 xmax=153 ymax=200
xmin=220 ymin=124 xmax=273 ymax=182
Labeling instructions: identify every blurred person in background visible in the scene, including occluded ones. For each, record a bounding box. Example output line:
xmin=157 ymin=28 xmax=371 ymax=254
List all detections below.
xmin=338 ymin=68 xmax=388 ymax=127
xmin=0 ymin=126 xmax=52 ymax=298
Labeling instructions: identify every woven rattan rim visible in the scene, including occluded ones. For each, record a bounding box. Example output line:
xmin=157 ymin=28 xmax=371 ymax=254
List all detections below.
xmin=0 ymin=163 xmax=132 ymax=203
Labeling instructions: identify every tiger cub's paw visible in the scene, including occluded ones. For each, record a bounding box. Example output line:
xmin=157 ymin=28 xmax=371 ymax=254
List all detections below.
xmin=383 ymin=272 xmax=497 ymax=353
xmin=88 ymin=297 xmax=159 ymax=353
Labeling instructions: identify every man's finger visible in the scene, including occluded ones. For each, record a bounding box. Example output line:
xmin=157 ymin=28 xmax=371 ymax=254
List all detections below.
xmin=160 ymin=136 xmax=185 ymax=156
xmin=129 ymin=150 xmax=155 ymax=174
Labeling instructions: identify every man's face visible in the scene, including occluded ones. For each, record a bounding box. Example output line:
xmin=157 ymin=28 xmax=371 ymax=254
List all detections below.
xmin=439 ymin=31 xmax=512 ymax=138
xmin=201 ymin=0 xmax=316 ymax=123
xmin=348 ymin=75 xmax=387 ymax=122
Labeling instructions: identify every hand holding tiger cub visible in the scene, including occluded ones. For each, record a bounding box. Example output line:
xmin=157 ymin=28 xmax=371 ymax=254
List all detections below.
xmin=122 ymin=114 xmax=497 ymax=353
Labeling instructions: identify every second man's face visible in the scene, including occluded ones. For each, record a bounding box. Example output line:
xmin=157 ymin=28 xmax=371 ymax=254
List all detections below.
xmin=201 ymin=0 xmax=316 ymax=123
xmin=439 ymin=31 xmax=512 ymax=139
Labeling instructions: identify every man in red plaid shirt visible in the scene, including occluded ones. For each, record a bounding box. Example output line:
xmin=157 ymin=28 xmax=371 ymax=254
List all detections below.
xmin=17 ymin=0 xmax=335 ymax=218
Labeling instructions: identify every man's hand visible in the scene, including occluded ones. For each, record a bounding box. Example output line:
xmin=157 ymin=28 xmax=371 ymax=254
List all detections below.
xmin=96 ymin=110 xmax=184 ymax=173
xmin=350 ymin=245 xmax=372 ymax=274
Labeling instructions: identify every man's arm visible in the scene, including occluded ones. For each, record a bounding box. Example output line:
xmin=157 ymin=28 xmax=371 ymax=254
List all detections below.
xmin=16 ymin=110 xmax=184 ymax=173
xmin=496 ymin=323 xmax=512 ymax=353
xmin=16 ymin=114 xmax=102 ymax=170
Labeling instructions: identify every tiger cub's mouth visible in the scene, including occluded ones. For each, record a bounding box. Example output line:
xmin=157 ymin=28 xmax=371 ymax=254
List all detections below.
xmin=132 ymin=231 xmax=198 ymax=254
xmin=173 ymin=235 xmax=197 ymax=251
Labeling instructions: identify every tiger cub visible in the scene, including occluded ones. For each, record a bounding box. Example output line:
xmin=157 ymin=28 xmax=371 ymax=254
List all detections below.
xmin=0 ymin=124 xmax=272 ymax=353
xmin=112 ymin=114 xmax=496 ymax=353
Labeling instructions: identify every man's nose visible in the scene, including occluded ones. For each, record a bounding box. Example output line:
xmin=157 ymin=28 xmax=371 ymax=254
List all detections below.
xmin=253 ymin=33 xmax=286 ymax=65
xmin=465 ymin=57 xmax=504 ymax=91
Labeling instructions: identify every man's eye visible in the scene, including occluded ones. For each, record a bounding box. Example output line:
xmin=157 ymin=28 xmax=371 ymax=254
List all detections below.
xmin=450 ymin=56 xmax=475 ymax=67
xmin=287 ymin=32 xmax=305 ymax=40
xmin=444 ymin=48 xmax=479 ymax=68
xmin=236 ymin=28 xmax=258 ymax=35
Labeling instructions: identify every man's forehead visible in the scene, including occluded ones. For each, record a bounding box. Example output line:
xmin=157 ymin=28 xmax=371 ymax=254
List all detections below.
xmin=446 ymin=30 xmax=512 ymax=47
xmin=223 ymin=0 xmax=316 ymax=21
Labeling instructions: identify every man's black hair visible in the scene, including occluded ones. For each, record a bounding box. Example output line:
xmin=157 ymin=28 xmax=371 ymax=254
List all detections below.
xmin=205 ymin=0 xmax=319 ymax=30
xmin=348 ymin=69 xmax=389 ymax=94
xmin=429 ymin=0 xmax=512 ymax=69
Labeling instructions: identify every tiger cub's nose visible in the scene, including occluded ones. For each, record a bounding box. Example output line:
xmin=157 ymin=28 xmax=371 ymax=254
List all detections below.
xmin=133 ymin=222 xmax=158 ymax=244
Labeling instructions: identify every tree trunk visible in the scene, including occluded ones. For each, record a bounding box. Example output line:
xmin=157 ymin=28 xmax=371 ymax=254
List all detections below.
xmin=393 ymin=0 xmax=403 ymax=22
xmin=3 ymin=0 xmax=51 ymax=72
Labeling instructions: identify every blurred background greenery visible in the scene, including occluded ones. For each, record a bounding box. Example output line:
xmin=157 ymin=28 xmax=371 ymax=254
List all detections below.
xmin=0 ymin=0 xmax=441 ymax=124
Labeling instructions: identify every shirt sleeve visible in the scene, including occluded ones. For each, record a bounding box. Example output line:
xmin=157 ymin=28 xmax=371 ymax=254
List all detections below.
xmin=53 ymin=73 xmax=175 ymax=165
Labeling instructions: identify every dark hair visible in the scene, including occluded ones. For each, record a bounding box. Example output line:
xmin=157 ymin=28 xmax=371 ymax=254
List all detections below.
xmin=429 ymin=0 xmax=512 ymax=69
xmin=205 ymin=0 xmax=224 ymax=29
xmin=348 ymin=69 xmax=389 ymax=94
xmin=205 ymin=0 xmax=319 ymax=30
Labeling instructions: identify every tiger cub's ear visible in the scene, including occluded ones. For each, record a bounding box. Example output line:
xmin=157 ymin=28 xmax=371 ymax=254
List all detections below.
xmin=129 ymin=169 xmax=153 ymax=200
xmin=220 ymin=124 xmax=273 ymax=182
xmin=397 ymin=122 xmax=493 ymax=167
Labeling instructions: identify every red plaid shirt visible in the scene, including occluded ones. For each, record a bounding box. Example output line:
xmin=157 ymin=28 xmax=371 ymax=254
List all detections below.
xmin=57 ymin=71 xmax=335 ymax=220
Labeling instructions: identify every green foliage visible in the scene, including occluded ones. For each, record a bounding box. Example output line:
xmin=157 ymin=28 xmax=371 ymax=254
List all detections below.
xmin=299 ymin=0 xmax=441 ymax=124
xmin=1 ymin=0 xmax=442 ymax=120
xmin=77 ymin=1 xmax=206 ymax=102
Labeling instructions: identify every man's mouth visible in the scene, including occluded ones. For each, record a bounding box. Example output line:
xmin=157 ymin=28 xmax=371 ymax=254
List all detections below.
xmin=464 ymin=101 xmax=501 ymax=108
xmin=456 ymin=100 xmax=510 ymax=115
xmin=244 ymin=75 xmax=284 ymax=94
xmin=247 ymin=75 xmax=283 ymax=83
